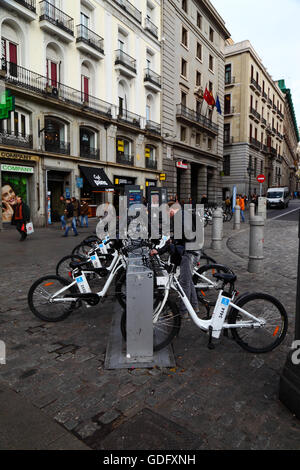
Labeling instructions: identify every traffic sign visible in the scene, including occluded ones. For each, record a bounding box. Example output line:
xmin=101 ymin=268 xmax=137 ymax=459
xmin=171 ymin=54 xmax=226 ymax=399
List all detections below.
xmin=257 ymin=174 xmax=265 ymax=183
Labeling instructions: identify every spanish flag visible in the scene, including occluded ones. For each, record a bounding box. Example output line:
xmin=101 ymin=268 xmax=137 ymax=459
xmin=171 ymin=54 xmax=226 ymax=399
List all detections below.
xmin=204 ymin=87 xmax=216 ymax=107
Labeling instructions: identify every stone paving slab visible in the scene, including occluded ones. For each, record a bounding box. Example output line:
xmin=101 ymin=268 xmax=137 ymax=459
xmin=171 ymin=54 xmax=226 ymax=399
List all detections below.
xmin=0 ymin=214 xmax=300 ymax=450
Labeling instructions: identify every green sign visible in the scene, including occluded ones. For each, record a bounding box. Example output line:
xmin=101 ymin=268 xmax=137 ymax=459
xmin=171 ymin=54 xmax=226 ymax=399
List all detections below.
xmin=0 ymin=90 xmax=15 ymax=120
xmin=1 ymin=164 xmax=34 ymax=173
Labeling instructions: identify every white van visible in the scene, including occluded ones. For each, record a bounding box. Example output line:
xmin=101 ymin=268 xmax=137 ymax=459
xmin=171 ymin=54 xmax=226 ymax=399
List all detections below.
xmin=267 ymin=187 xmax=290 ymax=209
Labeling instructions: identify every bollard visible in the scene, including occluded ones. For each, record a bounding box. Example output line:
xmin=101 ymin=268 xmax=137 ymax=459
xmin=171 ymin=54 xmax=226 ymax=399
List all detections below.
xmin=249 ymin=203 xmax=255 ymax=221
xmin=248 ymin=216 xmax=264 ymax=273
xmin=233 ymin=205 xmax=241 ymax=230
xmin=211 ymin=207 xmax=223 ymax=251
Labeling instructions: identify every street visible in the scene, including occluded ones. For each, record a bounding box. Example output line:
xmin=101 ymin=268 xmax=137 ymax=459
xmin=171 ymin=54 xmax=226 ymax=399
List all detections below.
xmin=0 ymin=205 xmax=300 ymax=450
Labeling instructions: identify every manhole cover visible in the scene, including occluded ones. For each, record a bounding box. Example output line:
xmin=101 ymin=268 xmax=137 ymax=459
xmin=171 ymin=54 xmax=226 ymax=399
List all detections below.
xmin=90 ymin=408 xmax=202 ymax=450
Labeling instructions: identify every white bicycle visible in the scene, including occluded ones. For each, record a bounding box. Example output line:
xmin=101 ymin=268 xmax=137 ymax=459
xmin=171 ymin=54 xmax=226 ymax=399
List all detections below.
xmin=121 ymin=260 xmax=288 ymax=353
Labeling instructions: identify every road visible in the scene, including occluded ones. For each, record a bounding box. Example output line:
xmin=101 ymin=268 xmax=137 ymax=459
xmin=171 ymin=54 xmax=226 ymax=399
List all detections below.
xmin=267 ymin=199 xmax=300 ymax=222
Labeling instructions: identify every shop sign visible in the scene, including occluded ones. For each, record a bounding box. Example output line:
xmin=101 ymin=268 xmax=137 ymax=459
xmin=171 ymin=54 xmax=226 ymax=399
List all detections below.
xmin=159 ymin=173 xmax=166 ymax=181
xmin=76 ymin=177 xmax=83 ymax=188
xmin=1 ymin=164 xmax=34 ymax=174
xmin=176 ymin=161 xmax=188 ymax=170
xmin=0 ymin=151 xmax=39 ymax=162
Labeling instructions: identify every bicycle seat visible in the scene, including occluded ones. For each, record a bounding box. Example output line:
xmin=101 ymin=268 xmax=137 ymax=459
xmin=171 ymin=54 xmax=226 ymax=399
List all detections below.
xmin=213 ymin=273 xmax=237 ymax=284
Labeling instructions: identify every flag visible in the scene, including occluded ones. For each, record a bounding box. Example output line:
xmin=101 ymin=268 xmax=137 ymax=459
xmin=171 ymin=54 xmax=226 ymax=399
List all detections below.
xmin=216 ymin=95 xmax=222 ymax=115
xmin=203 ymin=87 xmax=216 ymax=107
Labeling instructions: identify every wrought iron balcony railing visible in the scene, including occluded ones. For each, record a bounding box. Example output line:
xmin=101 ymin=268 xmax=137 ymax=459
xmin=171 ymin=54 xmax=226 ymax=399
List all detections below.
xmin=116 ymin=152 xmax=134 ymax=165
xmin=224 ymin=106 xmax=235 ymax=115
xmin=224 ymin=136 xmax=234 ymax=145
xmin=39 ymin=0 xmax=74 ymax=35
xmin=45 ymin=139 xmax=70 ymax=155
xmin=225 ymin=76 xmax=235 ymax=85
xmin=249 ymin=137 xmax=261 ymax=149
xmin=0 ymin=130 xmax=33 ymax=149
xmin=2 ymin=61 xmax=113 ymax=118
xmin=144 ymin=17 xmax=158 ymax=38
xmin=117 ymin=108 xmax=141 ymax=127
xmin=76 ymin=24 xmax=104 ymax=55
xmin=115 ymin=49 xmax=136 ymax=74
xmin=15 ymin=0 xmax=36 ymax=12
xmin=146 ymin=159 xmax=157 ymax=170
xmin=144 ymin=68 xmax=161 ymax=88
xmin=112 ymin=0 xmax=142 ymax=23
xmin=176 ymin=104 xmax=218 ymax=134
xmin=145 ymin=120 xmax=161 ymax=135
xmin=249 ymin=107 xmax=261 ymax=120
xmin=80 ymin=146 xmax=100 ymax=161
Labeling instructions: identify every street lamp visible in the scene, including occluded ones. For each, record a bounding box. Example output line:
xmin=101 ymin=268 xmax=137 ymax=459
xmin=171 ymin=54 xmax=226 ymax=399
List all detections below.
xmin=247 ymin=163 xmax=255 ymax=199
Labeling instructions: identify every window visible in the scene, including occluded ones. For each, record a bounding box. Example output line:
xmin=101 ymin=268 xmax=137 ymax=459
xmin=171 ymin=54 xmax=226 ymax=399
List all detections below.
xmin=81 ymin=75 xmax=89 ymax=102
xmin=223 ymin=155 xmax=230 ymax=176
xmin=46 ymin=59 xmax=58 ymax=87
xmin=254 ymin=158 xmax=257 ymax=177
xmin=224 ymin=95 xmax=231 ymax=114
xmin=207 ymin=138 xmax=212 ymax=150
xmin=196 ymin=133 xmax=201 ymax=146
xmin=2 ymin=37 xmax=18 ymax=77
xmin=197 ymin=12 xmax=202 ymax=29
xmin=181 ymin=58 xmax=187 ymax=77
xmin=196 ymin=100 xmax=202 ymax=115
xmin=116 ymin=137 xmax=132 ymax=162
xmin=224 ymin=123 xmax=230 ymax=144
xmin=180 ymin=126 xmax=186 ymax=142
xmin=209 ymin=81 xmax=213 ymax=93
xmin=0 ymin=109 xmax=29 ymax=137
xmin=260 ymin=160 xmax=263 ymax=174
xmin=209 ymin=55 xmax=214 ymax=71
xmin=196 ymin=43 xmax=202 ymax=61
xmin=209 ymin=27 xmax=214 ymax=42
xmin=182 ymin=0 xmax=187 ymax=13
xmin=225 ymin=64 xmax=231 ymax=84
xmin=80 ymin=127 xmax=98 ymax=159
xmin=181 ymin=27 xmax=188 ymax=47
xmin=196 ymin=71 xmax=201 ymax=86
xmin=181 ymin=91 xmax=187 ymax=107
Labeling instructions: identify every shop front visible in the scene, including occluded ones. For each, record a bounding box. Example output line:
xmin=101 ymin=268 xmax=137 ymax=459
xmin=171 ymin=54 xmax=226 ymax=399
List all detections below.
xmin=79 ymin=165 xmax=114 ymax=217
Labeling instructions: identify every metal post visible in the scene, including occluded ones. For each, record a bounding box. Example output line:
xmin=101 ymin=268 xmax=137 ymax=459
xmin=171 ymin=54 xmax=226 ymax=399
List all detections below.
xmin=211 ymin=207 xmax=223 ymax=251
xmin=279 ymin=210 xmax=300 ymax=418
xmin=233 ymin=205 xmax=240 ymax=230
xmin=248 ymin=216 xmax=264 ymax=273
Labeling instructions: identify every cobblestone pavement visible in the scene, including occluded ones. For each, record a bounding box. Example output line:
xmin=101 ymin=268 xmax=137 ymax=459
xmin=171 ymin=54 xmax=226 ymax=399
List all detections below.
xmin=0 ymin=210 xmax=300 ymax=450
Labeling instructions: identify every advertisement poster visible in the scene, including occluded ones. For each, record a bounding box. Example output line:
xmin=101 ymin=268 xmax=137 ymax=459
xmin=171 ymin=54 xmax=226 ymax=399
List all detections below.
xmin=1 ymin=173 xmax=28 ymax=223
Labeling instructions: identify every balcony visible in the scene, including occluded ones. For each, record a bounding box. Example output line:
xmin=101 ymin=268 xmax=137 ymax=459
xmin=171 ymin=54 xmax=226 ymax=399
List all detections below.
xmin=272 ymin=104 xmax=277 ymax=114
xmin=0 ymin=130 xmax=33 ymax=149
xmin=144 ymin=68 xmax=161 ymax=93
xmin=261 ymin=144 xmax=268 ymax=154
xmin=146 ymin=159 xmax=157 ymax=170
xmin=2 ymin=0 xmax=37 ymax=21
xmin=76 ymin=25 xmax=104 ymax=60
xmin=2 ymin=61 xmax=113 ymax=119
xmin=262 ymin=91 xmax=268 ymax=102
xmin=112 ymin=0 xmax=142 ymax=23
xmin=249 ymin=137 xmax=261 ymax=150
xmin=269 ymin=146 xmax=277 ymax=158
xmin=144 ymin=17 xmax=158 ymax=38
xmin=117 ymin=108 xmax=141 ymax=128
xmin=45 ymin=139 xmax=70 ymax=155
xmin=225 ymin=76 xmax=235 ymax=87
xmin=176 ymin=104 xmax=218 ymax=136
xmin=39 ymin=0 xmax=74 ymax=42
xmin=278 ymin=109 xmax=284 ymax=120
xmin=249 ymin=107 xmax=260 ymax=123
xmin=224 ymin=106 xmax=235 ymax=116
xmin=267 ymin=98 xmax=272 ymax=108
xmin=116 ymin=153 xmax=134 ymax=166
xmin=80 ymin=146 xmax=100 ymax=161
xmin=224 ymin=136 xmax=234 ymax=145
xmin=261 ymin=117 xmax=267 ymax=128
xmin=250 ymin=78 xmax=261 ymax=95
xmin=115 ymin=50 xmax=137 ymax=78
xmin=145 ymin=120 xmax=161 ymax=136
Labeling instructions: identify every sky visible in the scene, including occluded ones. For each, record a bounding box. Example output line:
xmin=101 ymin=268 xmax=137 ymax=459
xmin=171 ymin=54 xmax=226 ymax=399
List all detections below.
xmin=211 ymin=0 xmax=300 ymax=130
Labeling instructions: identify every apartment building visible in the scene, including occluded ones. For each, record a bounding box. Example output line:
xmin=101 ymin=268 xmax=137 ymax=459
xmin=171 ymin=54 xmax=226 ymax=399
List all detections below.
xmin=277 ymin=80 xmax=299 ymax=193
xmin=161 ymin=0 xmax=230 ymax=204
xmin=0 ymin=0 xmax=162 ymax=227
xmin=222 ymin=40 xmax=286 ymax=197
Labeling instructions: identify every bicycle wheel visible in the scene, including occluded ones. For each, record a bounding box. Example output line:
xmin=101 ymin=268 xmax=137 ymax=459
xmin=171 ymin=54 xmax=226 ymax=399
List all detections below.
xmin=56 ymin=254 xmax=90 ymax=279
xmin=72 ymin=242 xmax=94 ymax=257
xmin=120 ymin=299 xmax=181 ymax=352
xmin=28 ymin=275 xmax=77 ymax=322
xmin=193 ymin=264 xmax=233 ymax=307
xmin=226 ymin=211 xmax=233 ymax=222
xmin=228 ymin=293 xmax=288 ymax=353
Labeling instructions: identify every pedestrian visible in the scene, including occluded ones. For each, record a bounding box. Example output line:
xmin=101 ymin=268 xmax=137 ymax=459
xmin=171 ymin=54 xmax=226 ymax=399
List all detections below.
xmin=80 ymin=200 xmax=89 ymax=228
xmin=58 ymin=195 xmax=66 ymax=230
xmin=150 ymin=202 xmax=201 ymax=318
xmin=225 ymin=196 xmax=231 ymax=214
xmin=71 ymin=197 xmax=80 ymax=227
xmin=200 ymin=194 xmax=208 ymax=207
xmin=237 ymin=195 xmax=245 ymax=222
xmin=63 ymin=198 xmax=78 ymax=237
xmin=11 ymin=195 xmax=30 ymax=241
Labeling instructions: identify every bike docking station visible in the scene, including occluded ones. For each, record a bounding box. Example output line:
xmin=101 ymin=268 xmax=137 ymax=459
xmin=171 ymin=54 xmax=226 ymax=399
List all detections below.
xmin=104 ymin=245 xmax=176 ymax=369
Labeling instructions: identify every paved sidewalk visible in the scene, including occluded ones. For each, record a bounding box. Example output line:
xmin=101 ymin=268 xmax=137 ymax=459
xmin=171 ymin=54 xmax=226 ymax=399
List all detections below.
xmin=0 ymin=214 xmax=300 ymax=450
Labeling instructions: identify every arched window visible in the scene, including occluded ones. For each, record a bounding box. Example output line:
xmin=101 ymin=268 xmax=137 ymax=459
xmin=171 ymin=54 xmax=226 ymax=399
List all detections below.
xmin=81 ymin=60 xmax=94 ymax=102
xmin=1 ymin=20 xmax=23 ymax=76
xmin=46 ymin=42 xmax=63 ymax=87
xmin=80 ymin=126 xmax=99 ymax=160
xmin=145 ymin=144 xmax=157 ymax=169
xmin=116 ymin=136 xmax=133 ymax=165
xmin=44 ymin=117 xmax=69 ymax=155
xmin=118 ymin=80 xmax=130 ymax=117
xmin=146 ymin=94 xmax=155 ymax=122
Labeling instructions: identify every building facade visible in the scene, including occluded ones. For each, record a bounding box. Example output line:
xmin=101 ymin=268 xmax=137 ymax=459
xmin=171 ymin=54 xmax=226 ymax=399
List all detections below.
xmin=161 ymin=0 xmax=230 ymax=205
xmin=0 ymin=0 xmax=162 ymax=228
xmin=277 ymin=80 xmax=299 ymax=193
xmin=222 ymin=40 xmax=288 ymax=198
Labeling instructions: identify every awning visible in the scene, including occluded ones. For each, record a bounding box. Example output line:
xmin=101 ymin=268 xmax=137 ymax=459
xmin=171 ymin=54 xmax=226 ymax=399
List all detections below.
xmin=79 ymin=166 xmax=114 ymax=190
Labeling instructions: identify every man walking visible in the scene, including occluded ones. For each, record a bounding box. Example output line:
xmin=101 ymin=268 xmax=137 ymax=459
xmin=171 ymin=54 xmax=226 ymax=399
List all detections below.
xmin=238 ymin=195 xmax=245 ymax=222
xmin=80 ymin=200 xmax=89 ymax=228
xmin=11 ymin=196 xmax=30 ymax=241
xmin=72 ymin=197 xmax=80 ymax=227
xmin=58 ymin=195 xmax=66 ymax=230
xmin=63 ymin=198 xmax=78 ymax=237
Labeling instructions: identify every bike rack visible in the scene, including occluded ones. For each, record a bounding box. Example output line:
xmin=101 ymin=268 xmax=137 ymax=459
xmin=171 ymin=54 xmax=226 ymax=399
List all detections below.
xmin=104 ymin=247 xmax=176 ymax=369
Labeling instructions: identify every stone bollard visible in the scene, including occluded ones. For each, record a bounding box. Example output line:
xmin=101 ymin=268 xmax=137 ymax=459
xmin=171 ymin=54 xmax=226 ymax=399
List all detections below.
xmin=233 ymin=205 xmax=240 ymax=230
xmin=248 ymin=216 xmax=264 ymax=273
xmin=211 ymin=207 xmax=223 ymax=251
xmin=249 ymin=203 xmax=255 ymax=221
